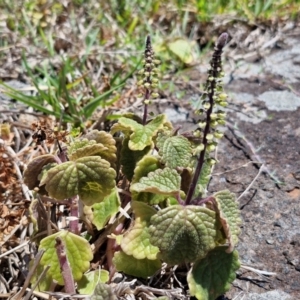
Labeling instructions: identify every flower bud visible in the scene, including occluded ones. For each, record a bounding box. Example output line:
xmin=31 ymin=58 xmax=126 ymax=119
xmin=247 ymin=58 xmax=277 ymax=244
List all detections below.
xmin=214 ymin=131 xmax=224 ymax=139
xmin=206 ymin=133 xmax=214 ymax=140
xmin=151 ymin=92 xmax=159 ymax=98
xmin=203 ymin=102 xmax=211 ymax=110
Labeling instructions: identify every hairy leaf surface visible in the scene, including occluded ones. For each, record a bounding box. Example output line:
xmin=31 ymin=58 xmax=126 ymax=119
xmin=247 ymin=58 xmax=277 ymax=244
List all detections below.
xmin=39 ymin=230 xmax=93 ymax=285
xmin=83 ymin=130 xmax=117 ymax=166
xmin=121 ymin=201 xmax=159 ymax=260
xmin=214 ymin=190 xmax=241 ymax=252
xmin=120 ymin=137 xmax=151 ymax=180
xmin=111 ymin=115 xmax=166 ymax=151
xmin=187 ymin=247 xmax=240 ymax=300
xmin=41 ymin=156 xmax=116 ymax=205
xmin=132 ymin=155 xmax=160 ymax=184
xmin=149 ymin=205 xmax=217 ymax=265
xmin=85 ymin=188 xmax=120 ymax=230
xmin=69 ymin=143 xmax=108 ymax=161
xmin=160 ymin=136 xmax=192 ymax=168
xmin=130 ymin=168 xmax=181 ymax=197
xmin=113 ymin=251 xmax=161 ymax=278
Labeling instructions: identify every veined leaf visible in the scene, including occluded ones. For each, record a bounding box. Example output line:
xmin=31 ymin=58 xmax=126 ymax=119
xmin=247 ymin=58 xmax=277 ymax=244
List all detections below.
xmin=111 ymin=114 xmax=166 ymax=151
xmin=149 ymin=205 xmax=217 ymax=265
xmin=41 ymin=156 xmax=116 ymax=206
xmin=213 ymin=190 xmax=241 ymax=252
xmin=121 ymin=201 xmax=159 ymax=260
xmin=68 ymin=140 xmax=108 ymax=161
xmin=159 ymin=136 xmax=192 ymax=168
xmin=85 ymin=188 xmax=120 ymax=230
xmin=187 ymin=247 xmax=240 ymax=300
xmin=24 ymin=154 xmax=57 ymax=190
xmin=120 ymin=137 xmax=151 ymax=181
xmin=113 ymin=251 xmax=161 ymax=278
xmin=132 ymin=155 xmax=160 ymax=184
xmin=39 ymin=230 xmax=93 ymax=285
xmin=83 ymin=130 xmax=117 ymax=166
xmin=130 ymin=168 xmax=181 ymax=197
xmin=77 ymin=269 xmax=109 ymax=295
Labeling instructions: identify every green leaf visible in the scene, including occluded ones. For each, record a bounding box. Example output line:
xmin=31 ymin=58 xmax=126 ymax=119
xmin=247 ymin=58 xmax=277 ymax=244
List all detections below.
xmin=86 ymin=188 xmax=120 ymax=230
xmin=149 ymin=205 xmax=217 ymax=265
xmin=91 ymin=283 xmax=117 ymax=300
xmin=30 ymin=263 xmax=52 ymax=292
xmin=111 ymin=115 xmax=166 ymax=151
xmin=39 ymin=230 xmax=93 ymax=285
xmin=214 ymin=190 xmax=242 ymax=252
xmin=131 ymin=155 xmax=164 ymax=204
xmin=121 ymin=201 xmax=159 ymax=260
xmin=77 ymin=269 xmax=109 ymax=295
xmin=132 ymin=155 xmax=160 ymax=183
xmin=83 ymin=130 xmax=117 ymax=166
xmin=120 ymin=137 xmax=151 ymax=181
xmin=41 ymin=156 xmax=116 ymax=205
xmin=167 ymin=38 xmax=194 ymax=64
xmin=195 ymin=156 xmax=213 ymax=198
xmin=187 ymin=247 xmax=240 ymax=300
xmin=159 ymin=136 xmax=192 ymax=168
xmin=130 ymin=168 xmax=181 ymax=197
xmin=24 ymin=154 xmax=57 ymax=190
xmin=113 ymin=251 xmax=161 ymax=278
xmin=68 ymin=140 xmax=108 ymax=161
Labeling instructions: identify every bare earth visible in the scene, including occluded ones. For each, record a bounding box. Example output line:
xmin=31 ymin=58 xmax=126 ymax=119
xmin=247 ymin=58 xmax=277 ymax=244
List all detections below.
xmin=200 ymin=29 xmax=300 ymax=300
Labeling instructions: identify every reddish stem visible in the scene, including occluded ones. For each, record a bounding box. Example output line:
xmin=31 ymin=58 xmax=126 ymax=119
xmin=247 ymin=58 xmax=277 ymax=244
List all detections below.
xmin=55 ymin=237 xmax=76 ymax=294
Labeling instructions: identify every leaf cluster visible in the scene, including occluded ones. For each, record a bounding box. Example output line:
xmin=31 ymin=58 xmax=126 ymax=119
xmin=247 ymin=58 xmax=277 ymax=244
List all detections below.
xmin=24 ymin=34 xmax=242 ymax=300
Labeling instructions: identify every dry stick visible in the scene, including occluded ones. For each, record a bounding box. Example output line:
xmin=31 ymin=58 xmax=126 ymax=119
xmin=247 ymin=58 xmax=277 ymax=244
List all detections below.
xmin=0 ymin=241 xmax=29 ymax=259
xmin=213 ymin=161 xmax=263 ymax=176
xmin=23 ymin=265 xmax=50 ymax=300
xmin=241 ymin=264 xmax=276 ymax=277
xmin=10 ymin=250 xmax=45 ymax=300
xmin=0 ymin=273 xmax=10 ymax=292
xmin=237 ymin=164 xmax=265 ymax=201
xmin=0 ymin=223 xmax=23 ymax=245
xmin=2 ymin=141 xmax=32 ymax=200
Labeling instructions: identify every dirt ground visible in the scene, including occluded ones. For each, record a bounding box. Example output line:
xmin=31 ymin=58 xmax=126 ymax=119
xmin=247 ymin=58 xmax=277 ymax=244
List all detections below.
xmin=201 ymin=29 xmax=300 ymax=299
xmin=154 ymin=26 xmax=300 ymax=299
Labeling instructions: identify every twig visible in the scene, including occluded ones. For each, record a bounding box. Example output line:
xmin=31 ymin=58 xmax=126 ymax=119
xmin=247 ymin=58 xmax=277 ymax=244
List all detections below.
xmin=23 ymin=265 xmax=50 ymax=300
xmin=0 ymin=241 xmax=29 ymax=259
xmin=10 ymin=250 xmax=45 ymax=300
xmin=237 ymin=164 xmax=264 ymax=201
xmin=213 ymin=161 xmax=263 ymax=176
xmin=241 ymin=264 xmax=276 ymax=276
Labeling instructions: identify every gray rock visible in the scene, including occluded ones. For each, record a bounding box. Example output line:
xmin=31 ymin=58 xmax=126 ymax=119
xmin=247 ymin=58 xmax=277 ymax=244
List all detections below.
xmin=246 ymin=290 xmax=294 ymax=300
xmin=258 ymin=91 xmax=300 ymax=111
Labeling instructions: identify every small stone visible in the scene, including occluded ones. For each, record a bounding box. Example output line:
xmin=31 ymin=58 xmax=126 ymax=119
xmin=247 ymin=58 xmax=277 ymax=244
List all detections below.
xmin=266 ymin=239 xmax=274 ymax=244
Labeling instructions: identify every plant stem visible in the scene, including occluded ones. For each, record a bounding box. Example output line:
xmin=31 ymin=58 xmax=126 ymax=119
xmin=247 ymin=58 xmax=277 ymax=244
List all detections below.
xmin=55 ymin=237 xmax=76 ymax=294
xmin=142 ymin=35 xmax=153 ymax=125
xmin=185 ymin=33 xmax=228 ymax=205
xmin=68 ymin=195 xmax=80 ymax=235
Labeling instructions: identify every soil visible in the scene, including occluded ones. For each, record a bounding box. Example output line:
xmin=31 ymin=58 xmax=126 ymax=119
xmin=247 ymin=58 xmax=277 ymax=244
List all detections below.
xmin=195 ymin=33 xmax=300 ymax=299
xmin=154 ymin=29 xmax=300 ymax=299
xmin=1 ymin=24 xmax=300 ymax=300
